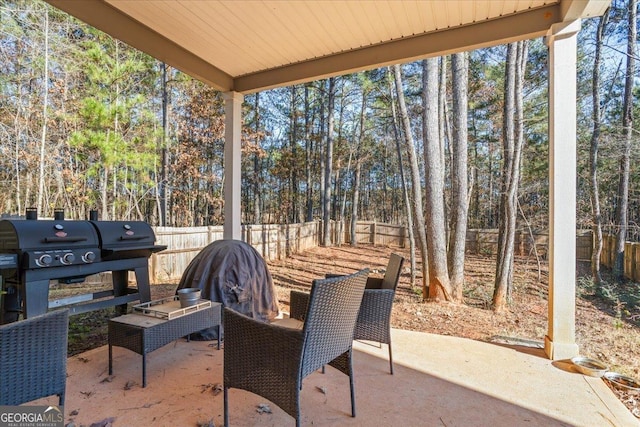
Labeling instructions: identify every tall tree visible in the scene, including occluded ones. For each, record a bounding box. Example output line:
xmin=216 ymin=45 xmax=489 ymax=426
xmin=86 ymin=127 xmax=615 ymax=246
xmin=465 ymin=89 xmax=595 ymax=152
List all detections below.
xmin=304 ymin=84 xmax=314 ymax=222
xmin=493 ymin=41 xmax=528 ymax=311
xmin=253 ymin=92 xmax=263 ymax=223
xmin=393 ymin=64 xmax=429 ymax=298
xmin=613 ymin=0 xmax=636 ymax=277
xmin=350 ymin=77 xmax=371 ymax=246
xmin=589 ymin=9 xmax=610 ymax=285
xmin=387 ymin=70 xmax=417 ymax=286
xmin=36 ymin=5 xmax=49 ymax=216
xmin=159 ymin=62 xmax=169 ymax=226
xmin=448 ymin=52 xmax=470 ymax=300
xmin=322 ymin=77 xmax=336 ymax=246
xmin=422 ymin=58 xmax=453 ymax=301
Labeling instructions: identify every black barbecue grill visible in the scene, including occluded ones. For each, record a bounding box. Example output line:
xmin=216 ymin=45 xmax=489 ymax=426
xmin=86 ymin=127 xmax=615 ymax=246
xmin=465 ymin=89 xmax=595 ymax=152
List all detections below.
xmin=0 ymin=212 xmax=166 ymax=323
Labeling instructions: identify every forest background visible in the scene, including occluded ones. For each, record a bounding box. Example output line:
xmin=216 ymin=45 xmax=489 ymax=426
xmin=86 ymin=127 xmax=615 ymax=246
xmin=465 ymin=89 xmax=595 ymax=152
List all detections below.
xmin=0 ymin=0 xmax=638 ymax=304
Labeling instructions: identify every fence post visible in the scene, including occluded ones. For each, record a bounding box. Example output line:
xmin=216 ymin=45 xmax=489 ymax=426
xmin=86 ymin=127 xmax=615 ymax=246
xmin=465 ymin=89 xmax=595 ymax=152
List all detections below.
xmin=372 ymin=221 xmax=377 ymax=245
xmin=635 ymin=243 xmax=640 ymax=282
xmin=149 ymin=253 xmax=157 ymax=284
xmin=632 ymin=243 xmax=636 ymax=281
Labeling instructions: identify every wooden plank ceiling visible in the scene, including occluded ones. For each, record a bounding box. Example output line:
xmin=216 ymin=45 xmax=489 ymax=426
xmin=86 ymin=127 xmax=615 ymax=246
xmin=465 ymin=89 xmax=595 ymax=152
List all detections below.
xmin=46 ymin=0 xmax=609 ymax=93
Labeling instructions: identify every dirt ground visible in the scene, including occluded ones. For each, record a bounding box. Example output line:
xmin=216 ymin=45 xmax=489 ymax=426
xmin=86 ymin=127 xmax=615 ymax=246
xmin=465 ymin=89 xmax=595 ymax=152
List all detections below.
xmin=64 ymin=244 xmax=640 ymax=419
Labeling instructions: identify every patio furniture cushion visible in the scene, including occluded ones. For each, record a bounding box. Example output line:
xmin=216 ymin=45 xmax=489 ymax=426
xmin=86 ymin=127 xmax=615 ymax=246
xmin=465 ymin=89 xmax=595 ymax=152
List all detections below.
xmin=271 ymin=317 xmax=303 ymax=330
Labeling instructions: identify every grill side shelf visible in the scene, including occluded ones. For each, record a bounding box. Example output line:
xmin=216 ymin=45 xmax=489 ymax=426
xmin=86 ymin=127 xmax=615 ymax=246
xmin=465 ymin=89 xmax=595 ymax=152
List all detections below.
xmin=0 ymin=254 xmax=17 ymax=269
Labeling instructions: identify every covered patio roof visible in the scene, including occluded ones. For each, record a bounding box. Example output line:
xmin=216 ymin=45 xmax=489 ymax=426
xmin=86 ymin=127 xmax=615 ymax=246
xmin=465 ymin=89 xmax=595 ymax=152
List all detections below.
xmin=46 ymin=0 xmax=607 ymax=93
xmin=43 ymin=0 xmax=611 ymax=361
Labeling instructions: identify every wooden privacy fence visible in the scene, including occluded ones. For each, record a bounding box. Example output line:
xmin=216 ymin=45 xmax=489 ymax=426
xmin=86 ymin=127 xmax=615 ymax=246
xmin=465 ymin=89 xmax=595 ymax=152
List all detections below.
xmin=147 ymin=221 xmax=409 ymax=283
xmin=465 ymin=229 xmax=550 ymax=258
xmin=145 ymin=222 xmax=556 ymax=284
xmin=149 ymin=222 xmax=322 ymax=283
xmin=93 ymin=221 xmax=635 ymax=285
xmin=600 ymin=234 xmax=640 ymax=282
xmin=464 ymin=229 xmax=594 ymax=262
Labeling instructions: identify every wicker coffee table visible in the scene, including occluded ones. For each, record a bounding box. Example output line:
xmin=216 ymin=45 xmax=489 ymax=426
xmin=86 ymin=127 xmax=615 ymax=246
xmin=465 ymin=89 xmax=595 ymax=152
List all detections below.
xmin=108 ymin=299 xmax=221 ymax=387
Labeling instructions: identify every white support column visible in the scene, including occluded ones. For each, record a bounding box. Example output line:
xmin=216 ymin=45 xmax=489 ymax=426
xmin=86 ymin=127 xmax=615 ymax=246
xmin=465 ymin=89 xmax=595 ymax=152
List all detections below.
xmin=544 ymin=20 xmax=581 ymax=360
xmin=223 ymin=91 xmax=244 ymax=240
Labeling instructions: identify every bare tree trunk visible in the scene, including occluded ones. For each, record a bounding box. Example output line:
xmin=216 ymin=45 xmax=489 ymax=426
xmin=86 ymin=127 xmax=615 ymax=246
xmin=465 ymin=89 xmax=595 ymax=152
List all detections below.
xmin=493 ymin=41 xmax=528 ymax=311
xmin=351 ymin=157 xmax=362 ymax=245
xmin=304 ymin=84 xmax=314 ymax=222
xmin=350 ymin=88 xmax=368 ymax=247
xmin=439 ymin=57 xmax=451 ymax=243
xmin=101 ymin=164 xmax=109 ymax=220
xmin=423 ymin=58 xmax=452 ymax=301
xmin=319 ymin=85 xmax=326 ymax=230
xmin=159 ymin=62 xmax=169 ymax=226
xmin=494 ymin=44 xmax=517 ymax=310
xmin=36 ymin=7 xmax=49 ymax=217
xmin=388 ymin=71 xmax=417 ymax=287
xmin=334 ymin=85 xmax=347 ymax=237
xmin=393 ymin=64 xmax=429 ymax=298
xmin=614 ymin=0 xmax=636 ymax=278
xmin=13 ymin=112 xmax=22 ymax=216
xmin=254 ymin=92 xmax=262 ymax=223
xmin=448 ymin=52 xmax=469 ymax=301
xmin=290 ymin=86 xmax=300 ymax=224
xmin=590 ymin=9 xmax=609 ymax=285
xmin=322 ymin=77 xmax=336 ymax=246
xmin=111 ymin=40 xmax=121 ymax=221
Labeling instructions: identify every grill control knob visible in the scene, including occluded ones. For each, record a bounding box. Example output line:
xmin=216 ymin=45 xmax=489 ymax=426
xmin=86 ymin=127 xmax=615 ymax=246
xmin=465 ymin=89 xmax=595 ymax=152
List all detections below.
xmin=61 ymin=253 xmax=75 ymax=265
xmin=36 ymin=254 xmax=53 ymax=267
xmin=82 ymin=251 xmax=96 ymax=263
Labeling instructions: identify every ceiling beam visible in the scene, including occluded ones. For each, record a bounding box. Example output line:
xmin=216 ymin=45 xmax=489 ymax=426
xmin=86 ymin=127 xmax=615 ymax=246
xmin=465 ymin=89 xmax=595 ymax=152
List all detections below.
xmin=234 ymin=4 xmax=561 ymax=93
xmin=46 ymin=0 xmax=234 ymax=91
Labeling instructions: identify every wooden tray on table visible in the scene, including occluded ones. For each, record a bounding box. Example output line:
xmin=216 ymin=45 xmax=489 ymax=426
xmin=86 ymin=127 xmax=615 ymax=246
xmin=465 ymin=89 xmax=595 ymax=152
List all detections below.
xmin=133 ymin=296 xmax=212 ymax=320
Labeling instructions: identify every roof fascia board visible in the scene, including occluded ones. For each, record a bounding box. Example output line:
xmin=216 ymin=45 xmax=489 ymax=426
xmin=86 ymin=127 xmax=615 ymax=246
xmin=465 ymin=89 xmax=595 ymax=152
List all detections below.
xmin=234 ymin=4 xmax=561 ymax=93
xmin=45 ymin=0 xmax=234 ymax=91
xmin=560 ymin=0 xmax=611 ymax=21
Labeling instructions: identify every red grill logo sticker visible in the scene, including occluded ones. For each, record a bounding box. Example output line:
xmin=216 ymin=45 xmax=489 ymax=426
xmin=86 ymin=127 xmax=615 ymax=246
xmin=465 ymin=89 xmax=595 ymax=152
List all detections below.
xmin=55 ymin=231 xmax=67 ymax=237
xmin=125 ymin=231 xmax=134 ymax=236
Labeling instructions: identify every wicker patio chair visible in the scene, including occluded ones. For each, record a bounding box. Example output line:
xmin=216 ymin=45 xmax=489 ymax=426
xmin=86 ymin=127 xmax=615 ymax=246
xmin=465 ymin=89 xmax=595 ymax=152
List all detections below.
xmin=223 ymin=268 xmax=368 ymax=427
xmin=293 ymin=253 xmax=405 ymax=374
xmin=353 ymin=253 xmax=404 ymax=374
xmin=0 ymin=309 xmax=69 ymax=406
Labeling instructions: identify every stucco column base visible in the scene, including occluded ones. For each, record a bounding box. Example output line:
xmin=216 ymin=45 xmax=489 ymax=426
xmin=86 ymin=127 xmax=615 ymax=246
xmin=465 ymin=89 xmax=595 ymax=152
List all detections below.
xmin=545 ymin=335 xmax=579 ymax=360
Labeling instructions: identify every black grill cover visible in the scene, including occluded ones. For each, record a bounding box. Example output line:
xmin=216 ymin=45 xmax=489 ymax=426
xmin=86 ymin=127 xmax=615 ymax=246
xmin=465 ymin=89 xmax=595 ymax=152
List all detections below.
xmin=177 ymin=239 xmax=279 ymax=339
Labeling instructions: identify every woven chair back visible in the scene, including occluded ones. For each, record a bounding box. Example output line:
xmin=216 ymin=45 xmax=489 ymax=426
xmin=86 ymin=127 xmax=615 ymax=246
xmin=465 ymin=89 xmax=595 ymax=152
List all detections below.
xmin=0 ymin=310 xmax=68 ymax=406
xmin=300 ymin=268 xmax=368 ymax=378
xmin=381 ymin=253 xmax=405 ymax=290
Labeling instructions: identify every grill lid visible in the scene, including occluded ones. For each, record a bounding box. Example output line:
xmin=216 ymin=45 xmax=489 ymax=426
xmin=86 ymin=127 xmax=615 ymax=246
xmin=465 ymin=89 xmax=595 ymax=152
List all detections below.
xmin=0 ymin=219 xmax=100 ymax=251
xmin=0 ymin=219 xmax=101 ymax=269
xmin=90 ymin=220 xmax=166 ymax=260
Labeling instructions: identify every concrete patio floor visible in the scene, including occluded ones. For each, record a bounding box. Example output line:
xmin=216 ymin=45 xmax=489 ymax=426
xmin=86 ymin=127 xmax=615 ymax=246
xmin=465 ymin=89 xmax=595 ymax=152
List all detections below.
xmin=43 ymin=329 xmax=637 ymax=427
